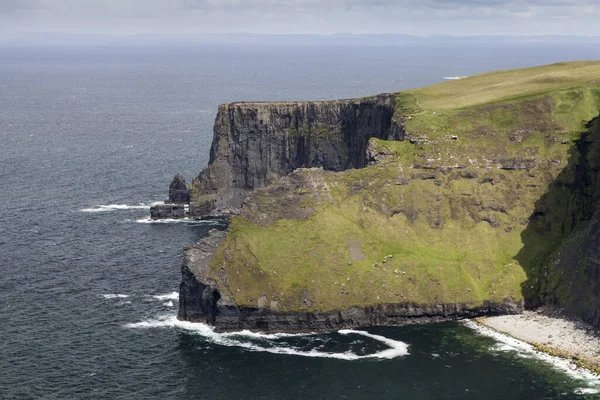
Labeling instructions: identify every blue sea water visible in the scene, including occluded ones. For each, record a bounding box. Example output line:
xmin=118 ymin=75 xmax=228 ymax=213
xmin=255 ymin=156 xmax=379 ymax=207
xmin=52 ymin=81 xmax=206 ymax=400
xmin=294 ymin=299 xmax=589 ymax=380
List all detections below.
xmin=1 ymin=40 xmax=600 ymax=399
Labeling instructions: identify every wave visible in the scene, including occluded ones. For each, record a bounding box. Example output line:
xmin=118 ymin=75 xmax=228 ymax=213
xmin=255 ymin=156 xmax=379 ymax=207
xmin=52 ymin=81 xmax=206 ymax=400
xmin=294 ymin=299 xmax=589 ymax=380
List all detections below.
xmin=132 ymin=217 xmax=223 ymax=225
xmin=163 ymin=301 xmax=174 ymax=307
xmin=463 ymin=320 xmax=600 ymax=387
xmin=574 ymin=388 xmax=600 ymax=395
xmin=152 ymin=292 xmax=179 ymax=301
xmin=125 ymin=316 xmax=409 ymax=360
xmin=99 ymin=294 xmax=130 ymax=299
xmin=80 ymin=203 xmax=161 ymax=213
xmin=443 ymin=76 xmax=468 ymax=80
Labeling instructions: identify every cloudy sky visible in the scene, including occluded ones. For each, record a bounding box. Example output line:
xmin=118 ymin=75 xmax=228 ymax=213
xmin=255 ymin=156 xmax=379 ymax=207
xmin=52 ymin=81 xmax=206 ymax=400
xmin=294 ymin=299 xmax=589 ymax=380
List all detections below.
xmin=1 ymin=0 xmax=599 ymax=36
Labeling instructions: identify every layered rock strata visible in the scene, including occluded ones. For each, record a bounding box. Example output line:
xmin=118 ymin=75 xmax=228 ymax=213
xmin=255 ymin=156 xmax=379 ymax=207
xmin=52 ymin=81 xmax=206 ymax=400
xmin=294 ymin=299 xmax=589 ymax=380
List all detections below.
xmin=189 ymin=94 xmax=403 ymax=216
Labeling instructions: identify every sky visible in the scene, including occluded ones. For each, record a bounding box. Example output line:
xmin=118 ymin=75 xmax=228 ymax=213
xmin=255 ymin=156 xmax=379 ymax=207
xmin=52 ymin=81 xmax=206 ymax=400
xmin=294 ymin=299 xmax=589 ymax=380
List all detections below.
xmin=1 ymin=0 xmax=600 ymax=37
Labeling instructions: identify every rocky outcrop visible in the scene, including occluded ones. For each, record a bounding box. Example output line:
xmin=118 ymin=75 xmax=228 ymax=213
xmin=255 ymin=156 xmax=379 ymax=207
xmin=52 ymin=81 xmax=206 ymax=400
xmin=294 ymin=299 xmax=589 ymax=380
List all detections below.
xmin=149 ymin=175 xmax=190 ymax=219
xmin=168 ymin=174 xmax=190 ymax=203
xmin=189 ymin=93 xmax=402 ymax=215
xmin=150 ymin=204 xmax=185 ymax=219
xmin=178 ymin=229 xmax=228 ymax=324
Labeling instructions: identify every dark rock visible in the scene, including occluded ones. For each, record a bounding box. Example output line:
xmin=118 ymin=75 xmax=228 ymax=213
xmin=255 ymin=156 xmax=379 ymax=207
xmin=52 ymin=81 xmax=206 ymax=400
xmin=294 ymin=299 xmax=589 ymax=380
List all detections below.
xmin=168 ymin=174 xmax=190 ymax=204
xmin=150 ymin=204 xmax=185 ymax=219
xmin=366 ymin=140 xmax=395 ymax=165
xmin=518 ymin=115 xmax=600 ymax=329
xmin=189 ymin=198 xmax=217 ymax=217
xmin=178 ymin=230 xmax=227 ymax=324
xmin=494 ymin=158 xmax=537 ymax=170
xmin=189 ymin=94 xmax=401 ymax=216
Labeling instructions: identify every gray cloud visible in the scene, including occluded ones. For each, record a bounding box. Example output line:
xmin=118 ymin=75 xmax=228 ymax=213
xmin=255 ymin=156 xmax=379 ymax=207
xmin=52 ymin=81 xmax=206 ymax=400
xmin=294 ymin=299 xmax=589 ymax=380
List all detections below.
xmin=0 ymin=0 xmax=42 ymax=12
xmin=1 ymin=0 xmax=596 ymax=14
xmin=1 ymin=0 xmax=599 ymax=35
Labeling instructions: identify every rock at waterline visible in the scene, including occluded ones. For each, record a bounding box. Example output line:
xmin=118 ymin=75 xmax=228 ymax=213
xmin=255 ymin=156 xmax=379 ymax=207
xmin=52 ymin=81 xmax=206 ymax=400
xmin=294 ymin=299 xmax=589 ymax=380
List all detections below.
xmin=169 ymin=174 xmax=190 ymax=204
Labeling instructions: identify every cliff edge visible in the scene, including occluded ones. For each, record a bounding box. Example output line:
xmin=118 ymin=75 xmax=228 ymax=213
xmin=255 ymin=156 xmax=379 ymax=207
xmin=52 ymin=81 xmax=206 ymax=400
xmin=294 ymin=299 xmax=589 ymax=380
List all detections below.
xmin=179 ymin=61 xmax=600 ymax=332
xmin=188 ymin=93 xmax=403 ymax=215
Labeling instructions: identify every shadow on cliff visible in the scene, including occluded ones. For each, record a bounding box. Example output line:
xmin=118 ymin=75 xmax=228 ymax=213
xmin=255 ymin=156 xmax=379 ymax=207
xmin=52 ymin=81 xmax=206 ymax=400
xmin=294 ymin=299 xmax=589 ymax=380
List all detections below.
xmin=516 ymin=114 xmax=600 ymax=318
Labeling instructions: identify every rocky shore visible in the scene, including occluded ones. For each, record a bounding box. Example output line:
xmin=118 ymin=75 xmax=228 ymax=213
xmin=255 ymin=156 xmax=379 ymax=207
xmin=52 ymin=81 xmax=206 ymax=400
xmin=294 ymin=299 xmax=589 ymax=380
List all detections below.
xmin=475 ymin=311 xmax=600 ymax=373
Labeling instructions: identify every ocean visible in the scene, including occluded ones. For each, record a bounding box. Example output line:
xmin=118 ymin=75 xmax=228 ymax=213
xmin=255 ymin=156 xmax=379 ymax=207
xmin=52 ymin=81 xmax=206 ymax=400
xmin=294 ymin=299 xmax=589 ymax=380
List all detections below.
xmin=1 ymin=40 xmax=600 ymax=399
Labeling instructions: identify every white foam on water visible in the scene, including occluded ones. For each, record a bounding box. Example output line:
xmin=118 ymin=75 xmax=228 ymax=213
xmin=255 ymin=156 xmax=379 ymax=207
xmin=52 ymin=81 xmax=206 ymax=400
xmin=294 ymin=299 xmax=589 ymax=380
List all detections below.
xmin=338 ymin=329 xmax=409 ymax=359
xmin=132 ymin=217 xmax=222 ymax=225
xmin=125 ymin=316 xmax=409 ymax=360
xmin=490 ymin=342 xmax=534 ymax=359
xmin=80 ymin=203 xmax=160 ymax=213
xmin=463 ymin=320 xmax=600 ymax=386
xmin=575 ymin=388 xmax=600 ymax=395
xmin=163 ymin=301 xmax=174 ymax=307
xmin=100 ymin=294 xmax=130 ymax=299
xmin=222 ymin=330 xmax=309 ymax=340
xmin=443 ymin=76 xmax=469 ymax=80
xmin=152 ymin=292 xmax=179 ymax=301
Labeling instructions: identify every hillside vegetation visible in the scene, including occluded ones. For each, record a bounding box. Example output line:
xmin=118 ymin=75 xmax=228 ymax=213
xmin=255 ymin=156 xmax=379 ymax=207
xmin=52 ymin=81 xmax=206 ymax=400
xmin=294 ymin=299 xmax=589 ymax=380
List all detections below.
xmin=206 ymin=62 xmax=600 ymax=313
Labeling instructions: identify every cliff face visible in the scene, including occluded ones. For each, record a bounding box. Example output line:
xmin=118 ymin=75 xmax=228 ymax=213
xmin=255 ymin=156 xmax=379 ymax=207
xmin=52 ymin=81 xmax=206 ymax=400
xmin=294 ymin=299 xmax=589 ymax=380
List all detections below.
xmin=549 ymin=209 xmax=600 ymax=327
xmin=179 ymin=62 xmax=600 ymax=332
xmin=519 ymin=116 xmax=600 ymax=327
xmin=189 ymin=94 xmax=402 ymax=214
xmin=178 ymin=229 xmax=227 ymax=324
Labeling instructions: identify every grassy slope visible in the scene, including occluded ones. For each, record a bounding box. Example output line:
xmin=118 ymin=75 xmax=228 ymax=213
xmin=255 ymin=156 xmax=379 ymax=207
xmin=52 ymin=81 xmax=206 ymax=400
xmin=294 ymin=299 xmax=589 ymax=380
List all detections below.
xmin=208 ymin=62 xmax=600 ymax=312
xmin=407 ymin=61 xmax=600 ymax=110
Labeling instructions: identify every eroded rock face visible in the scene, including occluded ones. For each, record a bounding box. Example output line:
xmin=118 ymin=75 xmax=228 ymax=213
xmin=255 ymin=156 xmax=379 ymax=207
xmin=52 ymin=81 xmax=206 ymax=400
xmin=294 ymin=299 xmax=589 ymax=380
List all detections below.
xmin=150 ymin=204 xmax=185 ymax=219
xmin=178 ymin=230 xmax=227 ymax=324
xmin=168 ymin=174 xmax=190 ymax=204
xmin=550 ymin=209 xmax=600 ymax=328
xmin=210 ymin=301 xmax=523 ymax=333
xmin=190 ymin=94 xmax=402 ymax=215
xmin=522 ymin=117 xmax=600 ymax=328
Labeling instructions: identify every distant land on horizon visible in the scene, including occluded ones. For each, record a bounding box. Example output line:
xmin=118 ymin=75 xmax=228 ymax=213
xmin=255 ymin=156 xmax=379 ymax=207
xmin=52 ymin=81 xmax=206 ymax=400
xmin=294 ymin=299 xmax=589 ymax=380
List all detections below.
xmin=3 ymin=32 xmax=600 ymax=46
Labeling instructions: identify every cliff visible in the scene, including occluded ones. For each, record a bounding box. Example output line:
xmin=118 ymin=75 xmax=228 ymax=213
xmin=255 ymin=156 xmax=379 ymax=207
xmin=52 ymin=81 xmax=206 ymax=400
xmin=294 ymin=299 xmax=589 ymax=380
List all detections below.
xmin=519 ymin=116 xmax=600 ymax=327
xmin=179 ymin=61 xmax=600 ymax=332
xmin=188 ymin=93 xmax=403 ymax=215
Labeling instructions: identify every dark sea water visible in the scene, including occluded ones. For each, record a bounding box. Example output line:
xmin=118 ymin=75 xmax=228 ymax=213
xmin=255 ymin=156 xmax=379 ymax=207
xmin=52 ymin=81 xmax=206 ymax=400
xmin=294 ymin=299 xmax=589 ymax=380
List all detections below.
xmin=1 ymin=41 xmax=600 ymax=399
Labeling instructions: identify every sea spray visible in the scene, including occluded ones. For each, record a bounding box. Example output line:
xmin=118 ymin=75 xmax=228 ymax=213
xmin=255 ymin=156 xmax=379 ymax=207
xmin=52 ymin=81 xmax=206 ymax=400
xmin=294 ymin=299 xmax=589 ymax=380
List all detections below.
xmin=131 ymin=217 xmax=223 ymax=225
xmin=80 ymin=203 xmax=161 ymax=213
xmin=125 ymin=316 xmax=409 ymax=360
xmin=152 ymin=292 xmax=179 ymax=301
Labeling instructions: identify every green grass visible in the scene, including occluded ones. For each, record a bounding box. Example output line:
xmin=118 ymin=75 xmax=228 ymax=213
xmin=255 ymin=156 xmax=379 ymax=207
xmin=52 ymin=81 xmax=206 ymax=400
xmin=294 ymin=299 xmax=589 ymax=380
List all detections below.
xmin=209 ymin=165 xmax=535 ymax=311
xmin=407 ymin=61 xmax=600 ymax=110
xmin=207 ymin=61 xmax=600 ymax=313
